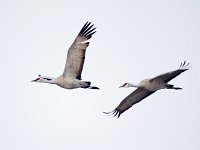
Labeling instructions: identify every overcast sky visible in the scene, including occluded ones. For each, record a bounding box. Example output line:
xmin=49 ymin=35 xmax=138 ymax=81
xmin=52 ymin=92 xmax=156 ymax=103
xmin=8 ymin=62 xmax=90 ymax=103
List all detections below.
xmin=0 ymin=0 xmax=200 ymax=150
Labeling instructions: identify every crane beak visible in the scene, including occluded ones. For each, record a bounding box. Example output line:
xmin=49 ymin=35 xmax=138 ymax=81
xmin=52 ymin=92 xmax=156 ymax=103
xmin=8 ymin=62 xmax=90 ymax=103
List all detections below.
xmin=31 ymin=77 xmax=40 ymax=82
xmin=119 ymin=85 xmax=123 ymax=88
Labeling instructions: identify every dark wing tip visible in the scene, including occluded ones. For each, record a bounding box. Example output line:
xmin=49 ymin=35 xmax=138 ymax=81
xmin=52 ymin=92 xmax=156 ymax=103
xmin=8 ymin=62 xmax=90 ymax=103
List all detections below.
xmin=103 ymin=109 xmax=121 ymax=118
xmin=179 ymin=61 xmax=190 ymax=71
xmin=78 ymin=22 xmax=96 ymax=37
xmin=90 ymin=86 xmax=100 ymax=90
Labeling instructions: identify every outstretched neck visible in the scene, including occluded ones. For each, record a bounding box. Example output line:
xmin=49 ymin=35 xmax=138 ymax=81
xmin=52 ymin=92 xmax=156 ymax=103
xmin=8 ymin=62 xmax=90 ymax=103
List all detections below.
xmin=128 ymin=83 xmax=140 ymax=88
xmin=41 ymin=76 xmax=57 ymax=84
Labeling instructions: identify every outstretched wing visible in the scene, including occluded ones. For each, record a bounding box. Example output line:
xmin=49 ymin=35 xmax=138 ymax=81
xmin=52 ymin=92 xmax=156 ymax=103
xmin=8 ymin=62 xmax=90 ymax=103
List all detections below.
xmin=150 ymin=61 xmax=190 ymax=83
xmin=104 ymin=88 xmax=155 ymax=118
xmin=62 ymin=22 xmax=96 ymax=80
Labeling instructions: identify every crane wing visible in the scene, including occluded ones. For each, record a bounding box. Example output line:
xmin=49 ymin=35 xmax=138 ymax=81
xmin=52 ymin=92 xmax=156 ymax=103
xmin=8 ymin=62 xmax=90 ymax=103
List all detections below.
xmin=150 ymin=61 xmax=190 ymax=83
xmin=62 ymin=22 xmax=96 ymax=80
xmin=104 ymin=88 xmax=155 ymax=118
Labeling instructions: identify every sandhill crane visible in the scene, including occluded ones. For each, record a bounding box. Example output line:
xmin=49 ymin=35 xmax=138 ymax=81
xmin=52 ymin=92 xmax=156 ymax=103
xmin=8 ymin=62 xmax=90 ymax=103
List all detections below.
xmin=32 ymin=22 xmax=99 ymax=90
xmin=104 ymin=61 xmax=190 ymax=118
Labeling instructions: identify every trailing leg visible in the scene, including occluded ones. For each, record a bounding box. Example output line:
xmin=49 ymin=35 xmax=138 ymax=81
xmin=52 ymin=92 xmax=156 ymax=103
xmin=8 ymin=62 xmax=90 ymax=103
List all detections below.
xmin=165 ymin=84 xmax=182 ymax=90
xmin=82 ymin=81 xmax=99 ymax=89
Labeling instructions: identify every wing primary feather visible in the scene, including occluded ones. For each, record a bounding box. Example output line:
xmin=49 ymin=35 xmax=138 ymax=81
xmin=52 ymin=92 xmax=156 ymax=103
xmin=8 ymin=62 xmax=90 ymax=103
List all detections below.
xmin=179 ymin=61 xmax=190 ymax=69
xmin=103 ymin=110 xmax=120 ymax=118
xmin=103 ymin=110 xmax=116 ymax=115
xmin=183 ymin=61 xmax=185 ymax=66
xmin=87 ymin=30 xmax=96 ymax=37
xmin=186 ymin=62 xmax=189 ymax=67
xmin=111 ymin=110 xmax=120 ymax=118
xmin=180 ymin=62 xmax=183 ymax=68
xmin=79 ymin=22 xmax=88 ymax=34
xmin=113 ymin=110 xmax=118 ymax=117
xmin=78 ymin=22 xmax=91 ymax=36
xmin=117 ymin=110 xmax=121 ymax=118
xmin=78 ymin=22 xmax=96 ymax=38
xmin=82 ymin=24 xmax=94 ymax=35
xmin=85 ymin=27 xmax=96 ymax=34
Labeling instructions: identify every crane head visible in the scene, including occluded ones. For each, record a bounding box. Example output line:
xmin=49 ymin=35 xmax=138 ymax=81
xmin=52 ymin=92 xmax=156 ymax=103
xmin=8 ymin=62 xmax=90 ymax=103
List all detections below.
xmin=31 ymin=74 xmax=43 ymax=82
xmin=31 ymin=75 xmax=53 ymax=83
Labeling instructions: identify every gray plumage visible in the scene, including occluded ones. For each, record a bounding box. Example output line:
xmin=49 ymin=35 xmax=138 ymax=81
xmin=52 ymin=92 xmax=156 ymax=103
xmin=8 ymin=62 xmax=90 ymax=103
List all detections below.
xmin=104 ymin=61 xmax=190 ymax=118
xmin=32 ymin=22 xmax=99 ymax=90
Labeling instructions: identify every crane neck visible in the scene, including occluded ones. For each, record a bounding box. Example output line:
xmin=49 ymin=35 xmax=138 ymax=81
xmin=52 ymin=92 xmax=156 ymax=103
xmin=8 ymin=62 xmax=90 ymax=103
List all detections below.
xmin=41 ymin=76 xmax=57 ymax=84
xmin=127 ymin=83 xmax=140 ymax=88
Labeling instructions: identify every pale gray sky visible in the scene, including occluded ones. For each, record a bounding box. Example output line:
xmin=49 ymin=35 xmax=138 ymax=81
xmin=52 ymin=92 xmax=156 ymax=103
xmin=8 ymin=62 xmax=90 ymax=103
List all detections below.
xmin=0 ymin=0 xmax=200 ymax=150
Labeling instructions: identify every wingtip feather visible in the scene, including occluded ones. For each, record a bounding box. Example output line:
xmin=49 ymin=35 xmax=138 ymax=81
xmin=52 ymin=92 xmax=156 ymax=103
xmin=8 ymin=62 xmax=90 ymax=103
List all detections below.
xmin=179 ymin=61 xmax=190 ymax=70
xmin=103 ymin=109 xmax=121 ymax=118
xmin=78 ymin=22 xmax=96 ymax=37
